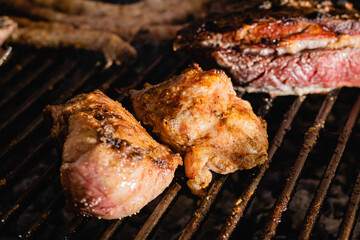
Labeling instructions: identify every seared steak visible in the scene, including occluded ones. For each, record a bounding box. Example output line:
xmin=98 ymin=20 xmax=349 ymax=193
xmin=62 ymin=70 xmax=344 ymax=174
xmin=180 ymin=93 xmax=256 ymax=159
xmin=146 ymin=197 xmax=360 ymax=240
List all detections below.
xmin=44 ymin=90 xmax=182 ymax=219
xmin=174 ymin=0 xmax=360 ymax=95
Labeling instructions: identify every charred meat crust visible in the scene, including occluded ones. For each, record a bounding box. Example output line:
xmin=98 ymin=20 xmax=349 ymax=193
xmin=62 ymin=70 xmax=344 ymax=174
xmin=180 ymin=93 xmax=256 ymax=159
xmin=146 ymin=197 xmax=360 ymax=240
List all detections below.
xmin=175 ymin=0 xmax=360 ymax=50
xmin=44 ymin=90 xmax=180 ymax=170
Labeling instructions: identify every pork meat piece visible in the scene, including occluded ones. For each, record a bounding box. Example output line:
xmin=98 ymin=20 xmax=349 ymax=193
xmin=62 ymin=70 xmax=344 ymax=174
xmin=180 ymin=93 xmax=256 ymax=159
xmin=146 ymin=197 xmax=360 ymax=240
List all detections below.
xmin=174 ymin=0 xmax=360 ymax=95
xmin=43 ymin=90 xmax=182 ymax=219
xmin=130 ymin=64 xmax=268 ymax=195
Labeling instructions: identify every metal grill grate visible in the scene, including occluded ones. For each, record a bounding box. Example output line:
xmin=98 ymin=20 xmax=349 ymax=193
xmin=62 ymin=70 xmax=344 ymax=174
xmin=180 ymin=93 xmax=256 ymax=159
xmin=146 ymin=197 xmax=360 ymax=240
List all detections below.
xmin=0 ymin=42 xmax=359 ymax=239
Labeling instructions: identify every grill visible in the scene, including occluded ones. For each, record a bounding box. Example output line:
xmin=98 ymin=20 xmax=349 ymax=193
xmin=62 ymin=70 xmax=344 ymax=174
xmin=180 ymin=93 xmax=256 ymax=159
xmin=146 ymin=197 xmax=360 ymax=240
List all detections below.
xmin=1 ymin=15 xmax=360 ymax=240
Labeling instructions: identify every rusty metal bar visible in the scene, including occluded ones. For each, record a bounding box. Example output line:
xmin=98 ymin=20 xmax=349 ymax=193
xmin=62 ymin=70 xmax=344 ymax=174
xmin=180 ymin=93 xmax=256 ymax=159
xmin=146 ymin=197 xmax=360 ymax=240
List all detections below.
xmin=99 ymin=220 xmax=124 ymax=240
xmin=60 ymin=215 xmax=89 ymax=240
xmin=0 ymin=66 xmax=99 ymax=161
xmin=259 ymin=89 xmax=340 ymax=239
xmin=337 ymin=172 xmax=360 ymax=240
xmin=179 ymin=176 xmax=228 ymax=240
xmin=0 ymin=136 xmax=52 ymax=192
xmin=0 ymin=56 xmax=54 ymax=109
xmin=299 ymin=95 xmax=360 ymax=239
xmin=134 ymin=182 xmax=182 ymax=240
xmin=22 ymin=189 xmax=64 ymax=238
xmin=217 ymin=96 xmax=306 ymax=240
xmin=0 ymin=53 xmax=36 ymax=84
xmin=178 ymin=96 xmax=275 ymax=240
xmin=0 ymin=59 xmax=76 ymax=133
xmin=0 ymin=158 xmax=60 ymax=226
xmin=115 ymin=54 xmax=165 ymax=101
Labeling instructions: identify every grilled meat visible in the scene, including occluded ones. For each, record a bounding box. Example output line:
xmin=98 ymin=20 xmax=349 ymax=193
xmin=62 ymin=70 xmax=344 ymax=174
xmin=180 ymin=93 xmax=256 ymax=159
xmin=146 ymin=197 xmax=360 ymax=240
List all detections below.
xmin=31 ymin=0 xmax=210 ymax=25
xmin=130 ymin=64 xmax=268 ymax=195
xmin=174 ymin=0 xmax=360 ymax=95
xmin=10 ymin=17 xmax=136 ymax=66
xmin=1 ymin=0 xmax=209 ymax=42
xmin=0 ymin=16 xmax=17 ymax=47
xmin=43 ymin=90 xmax=182 ymax=219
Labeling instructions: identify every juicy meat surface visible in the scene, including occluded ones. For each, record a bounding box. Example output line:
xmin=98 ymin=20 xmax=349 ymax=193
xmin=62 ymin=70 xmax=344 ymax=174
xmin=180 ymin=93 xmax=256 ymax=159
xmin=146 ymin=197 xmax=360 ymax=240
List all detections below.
xmin=215 ymin=47 xmax=360 ymax=96
xmin=43 ymin=90 xmax=182 ymax=219
xmin=174 ymin=0 xmax=360 ymax=95
xmin=130 ymin=64 xmax=268 ymax=195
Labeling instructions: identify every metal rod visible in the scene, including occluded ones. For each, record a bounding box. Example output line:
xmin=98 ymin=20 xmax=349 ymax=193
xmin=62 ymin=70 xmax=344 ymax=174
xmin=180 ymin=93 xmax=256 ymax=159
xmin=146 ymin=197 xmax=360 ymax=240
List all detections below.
xmin=337 ymin=170 xmax=360 ymax=240
xmin=0 ymin=64 xmax=99 ymax=161
xmin=179 ymin=96 xmax=275 ymax=240
xmin=22 ymin=189 xmax=64 ymax=238
xmin=259 ymin=89 xmax=340 ymax=239
xmin=299 ymin=95 xmax=360 ymax=239
xmin=0 ymin=57 xmax=54 ymax=108
xmin=179 ymin=176 xmax=228 ymax=240
xmin=0 ymin=158 xmax=61 ymax=226
xmin=217 ymin=96 xmax=306 ymax=240
xmin=0 ymin=136 xmax=52 ymax=192
xmin=60 ymin=215 xmax=88 ymax=240
xmin=115 ymin=54 xmax=167 ymax=102
xmin=99 ymin=220 xmax=124 ymax=240
xmin=134 ymin=182 xmax=182 ymax=240
xmin=0 ymin=59 xmax=76 ymax=133
xmin=0 ymin=53 xmax=37 ymax=84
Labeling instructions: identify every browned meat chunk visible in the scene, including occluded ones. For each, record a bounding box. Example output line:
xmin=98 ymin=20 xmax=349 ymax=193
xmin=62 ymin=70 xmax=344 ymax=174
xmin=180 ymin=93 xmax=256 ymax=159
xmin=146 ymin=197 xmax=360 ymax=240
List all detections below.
xmin=174 ymin=0 xmax=360 ymax=95
xmin=44 ymin=90 xmax=182 ymax=219
xmin=130 ymin=64 xmax=268 ymax=195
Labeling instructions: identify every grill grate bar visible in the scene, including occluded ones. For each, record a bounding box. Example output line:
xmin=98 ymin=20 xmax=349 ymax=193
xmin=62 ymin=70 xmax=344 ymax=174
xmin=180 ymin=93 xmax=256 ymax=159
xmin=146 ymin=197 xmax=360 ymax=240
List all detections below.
xmin=0 ymin=59 xmax=77 ymax=133
xmin=299 ymin=95 xmax=360 ymax=239
xmin=0 ymin=117 xmax=45 ymax=161
xmin=0 ymin=53 xmax=36 ymax=84
xmin=115 ymin=54 xmax=167 ymax=102
xmin=0 ymin=158 xmax=60 ymax=226
xmin=99 ymin=220 xmax=124 ymax=240
xmin=259 ymin=89 xmax=340 ymax=239
xmin=338 ymin=167 xmax=360 ymax=239
xmin=180 ymin=176 xmax=228 ymax=240
xmin=217 ymin=96 xmax=306 ymax=239
xmin=0 ymin=64 xmax=99 ymax=161
xmin=0 ymin=56 xmax=54 ymax=109
xmin=0 ymin=136 xmax=51 ymax=192
xmin=60 ymin=215 xmax=89 ymax=239
xmin=22 ymin=187 xmax=64 ymax=238
xmin=178 ymin=96 xmax=275 ymax=240
xmin=134 ymin=182 xmax=182 ymax=240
